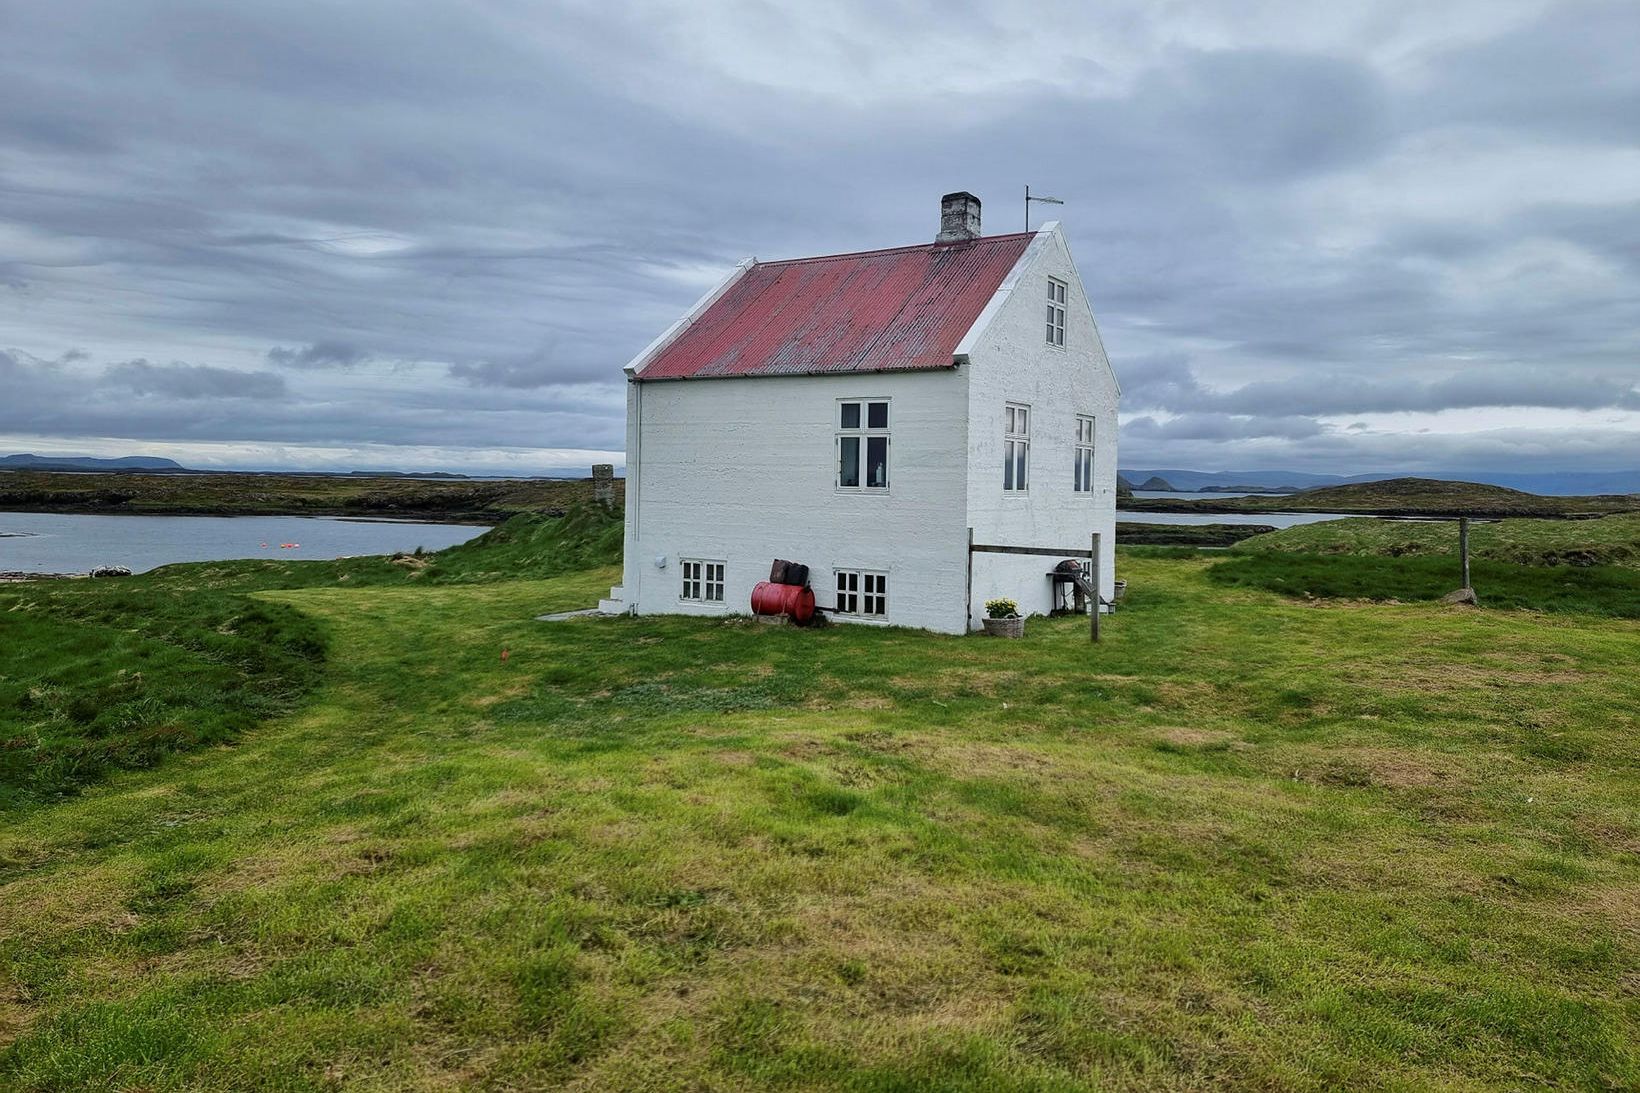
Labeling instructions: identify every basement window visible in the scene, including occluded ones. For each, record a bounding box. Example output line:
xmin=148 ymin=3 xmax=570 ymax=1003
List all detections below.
xmin=1046 ymin=278 xmax=1066 ymax=346
xmin=681 ymin=559 xmax=725 ymax=603
xmin=834 ymin=569 xmax=888 ymax=619
xmin=1004 ymin=403 xmax=1030 ymax=491
xmin=1074 ymin=415 xmax=1095 ymax=493
xmin=837 ymin=399 xmax=890 ymax=490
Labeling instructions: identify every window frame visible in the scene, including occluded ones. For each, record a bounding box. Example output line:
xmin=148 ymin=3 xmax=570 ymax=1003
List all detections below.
xmin=1046 ymin=277 xmax=1067 ymax=347
xmin=1074 ymin=414 xmax=1095 ymax=494
xmin=836 ymin=398 xmax=891 ymax=492
xmin=833 ymin=568 xmax=888 ymax=620
xmin=1004 ymin=402 xmax=1030 ymax=493
xmin=679 ymin=558 xmax=726 ymax=605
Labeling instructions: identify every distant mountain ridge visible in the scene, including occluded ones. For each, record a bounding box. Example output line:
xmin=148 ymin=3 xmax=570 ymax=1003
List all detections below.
xmin=0 ymin=454 xmax=592 ymax=479
xmin=1120 ymin=468 xmax=1640 ymax=497
xmin=1 ymin=453 xmax=184 ymax=471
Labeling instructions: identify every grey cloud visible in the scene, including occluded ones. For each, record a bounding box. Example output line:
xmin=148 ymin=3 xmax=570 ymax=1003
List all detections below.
xmin=1129 ymin=48 xmax=1391 ymax=182
xmin=104 ymin=360 xmax=288 ymax=399
xmin=1123 ymin=413 xmax=1326 ymax=442
xmin=447 ymin=348 xmax=574 ymax=389
xmin=1125 ymin=359 xmax=1640 ymax=416
xmin=266 ymin=341 xmax=370 ymax=369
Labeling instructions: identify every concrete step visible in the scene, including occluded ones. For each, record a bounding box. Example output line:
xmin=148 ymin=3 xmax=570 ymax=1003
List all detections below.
xmin=608 ymin=585 xmax=624 ymax=599
xmin=597 ymin=598 xmax=626 ymax=615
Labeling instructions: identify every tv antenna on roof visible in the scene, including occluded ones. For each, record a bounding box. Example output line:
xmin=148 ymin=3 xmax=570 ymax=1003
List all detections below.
xmin=1025 ymin=185 xmax=1064 ymax=231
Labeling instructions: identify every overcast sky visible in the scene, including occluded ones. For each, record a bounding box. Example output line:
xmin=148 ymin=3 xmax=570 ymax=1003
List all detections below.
xmin=2 ymin=0 xmax=1637 ymax=474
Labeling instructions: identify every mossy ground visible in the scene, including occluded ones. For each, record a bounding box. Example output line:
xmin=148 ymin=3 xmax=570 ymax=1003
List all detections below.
xmin=1 ymin=516 xmax=1636 ymax=1089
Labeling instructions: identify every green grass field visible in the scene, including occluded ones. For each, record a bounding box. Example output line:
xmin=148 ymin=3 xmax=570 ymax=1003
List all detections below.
xmin=2 ymin=513 xmax=1637 ymax=1089
xmin=1238 ymin=513 xmax=1640 ymax=569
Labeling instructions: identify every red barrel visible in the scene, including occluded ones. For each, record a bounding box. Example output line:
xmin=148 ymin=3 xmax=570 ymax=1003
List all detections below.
xmin=751 ymin=580 xmax=815 ymax=624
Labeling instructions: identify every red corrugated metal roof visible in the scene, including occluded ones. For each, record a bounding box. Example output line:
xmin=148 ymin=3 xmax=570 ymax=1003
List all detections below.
xmin=637 ymin=232 xmax=1033 ymax=380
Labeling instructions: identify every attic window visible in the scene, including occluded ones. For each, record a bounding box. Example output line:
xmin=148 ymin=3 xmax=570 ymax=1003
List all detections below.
xmin=838 ymin=400 xmax=889 ymax=490
xmin=1046 ymin=278 xmax=1067 ymax=346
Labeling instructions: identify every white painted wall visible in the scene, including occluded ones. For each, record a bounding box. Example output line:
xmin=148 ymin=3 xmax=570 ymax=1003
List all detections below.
xmin=622 ymin=369 xmax=973 ymax=634
xmin=961 ymin=224 xmax=1120 ymax=628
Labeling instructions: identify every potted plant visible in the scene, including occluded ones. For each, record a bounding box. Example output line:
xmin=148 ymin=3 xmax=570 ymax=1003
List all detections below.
xmin=982 ymin=598 xmax=1024 ymax=638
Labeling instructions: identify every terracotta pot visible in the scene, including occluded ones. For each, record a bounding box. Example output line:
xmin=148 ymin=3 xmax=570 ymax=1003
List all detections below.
xmin=982 ymin=616 xmax=1024 ymax=638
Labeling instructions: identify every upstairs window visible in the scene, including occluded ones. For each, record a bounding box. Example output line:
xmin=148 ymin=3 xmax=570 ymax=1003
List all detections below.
xmin=1074 ymin=415 xmax=1095 ymax=493
xmin=1004 ymin=403 xmax=1030 ymax=491
xmin=838 ymin=399 xmax=890 ymax=490
xmin=835 ymin=569 xmax=887 ymax=619
xmin=1046 ymin=278 xmax=1067 ymax=346
xmin=681 ymin=559 xmax=725 ymax=603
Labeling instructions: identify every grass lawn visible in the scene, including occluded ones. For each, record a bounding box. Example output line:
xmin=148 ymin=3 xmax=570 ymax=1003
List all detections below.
xmin=1237 ymin=514 xmax=1640 ymax=570
xmin=1 ymin=542 xmax=1637 ymax=1088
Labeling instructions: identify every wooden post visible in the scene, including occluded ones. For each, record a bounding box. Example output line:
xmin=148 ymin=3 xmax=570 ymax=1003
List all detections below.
xmin=1090 ymin=531 xmax=1101 ymax=643
xmin=964 ymin=526 xmax=974 ymax=633
xmin=1459 ymin=517 xmax=1471 ymax=590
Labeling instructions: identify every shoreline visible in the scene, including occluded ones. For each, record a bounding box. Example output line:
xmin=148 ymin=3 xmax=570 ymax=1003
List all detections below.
xmin=0 ymin=504 xmax=508 ymax=524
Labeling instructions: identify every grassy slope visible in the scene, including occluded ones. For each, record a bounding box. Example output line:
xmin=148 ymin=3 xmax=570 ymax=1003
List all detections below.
xmin=0 ymin=470 xmax=620 ymax=520
xmin=0 ymin=589 xmax=326 ymax=808
xmin=1207 ymin=515 xmax=1640 ymax=616
xmin=1120 ymin=477 xmax=1639 ymax=518
xmin=1207 ymin=552 xmax=1640 ymax=617
xmin=2 ymin=555 xmax=1637 ymax=1088
xmin=0 ymin=510 xmax=620 ymax=807
xmin=1237 ymin=513 xmax=1640 ymax=569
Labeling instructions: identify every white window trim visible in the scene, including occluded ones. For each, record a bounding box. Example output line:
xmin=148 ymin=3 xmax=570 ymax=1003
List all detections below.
xmin=1046 ymin=277 xmax=1067 ymax=348
xmin=832 ymin=568 xmax=889 ymax=621
xmin=679 ymin=558 xmax=727 ymax=605
xmin=1074 ymin=414 xmax=1095 ymax=495
xmin=1004 ymin=402 xmax=1030 ymax=493
xmin=835 ymin=397 xmax=892 ymax=493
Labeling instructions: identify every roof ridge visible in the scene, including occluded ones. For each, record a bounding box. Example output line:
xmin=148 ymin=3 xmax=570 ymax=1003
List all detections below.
xmin=755 ymin=231 xmax=1034 ymax=269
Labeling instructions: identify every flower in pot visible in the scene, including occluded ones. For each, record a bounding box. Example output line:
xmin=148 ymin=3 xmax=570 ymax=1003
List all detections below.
xmin=982 ymin=597 xmax=1024 ymax=638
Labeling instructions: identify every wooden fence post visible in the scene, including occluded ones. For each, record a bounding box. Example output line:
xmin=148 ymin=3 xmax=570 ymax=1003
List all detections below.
xmin=965 ymin=527 xmax=974 ymax=633
xmin=1090 ymin=531 xmax=1101 ymax=644
xmin=1459 ymin=517 xmax=1471 ymax=590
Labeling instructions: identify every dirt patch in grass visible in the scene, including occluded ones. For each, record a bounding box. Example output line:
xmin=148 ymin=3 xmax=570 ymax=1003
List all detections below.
xmin=1292 ymin=747 xmax=1465 ymax=790
xmin=1150 ymin=727 xmax=1238 ymax=750
xmin=1573 ymin=882 xmax=1640 ymax=938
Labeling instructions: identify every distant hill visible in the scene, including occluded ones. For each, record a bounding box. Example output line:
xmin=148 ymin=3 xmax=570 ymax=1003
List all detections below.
xmin=1136 ymin=476 xmax=1177 ymax=491
xmin=1123 ymin=477 xmax=1639 ymax=518
xmin=1278 ymin=478 xmax=1544 ymax=514
xmin=1120 ymin=467 xmax=1640 ymax=496
xmin=1 ymin=453 xmax=184 ymax=472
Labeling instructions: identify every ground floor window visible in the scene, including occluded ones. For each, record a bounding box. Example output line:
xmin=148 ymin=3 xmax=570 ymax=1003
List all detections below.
xmin=835 ymin=569 xmax=887 ymax=618
xmin=681 ymin=559 xmax=725 ymax=603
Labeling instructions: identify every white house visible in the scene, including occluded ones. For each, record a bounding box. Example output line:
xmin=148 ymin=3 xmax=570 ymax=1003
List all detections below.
xmin=606 ymin=192 xmax=1119 ymax=635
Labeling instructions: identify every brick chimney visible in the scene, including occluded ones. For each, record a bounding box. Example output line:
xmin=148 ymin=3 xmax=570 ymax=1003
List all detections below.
xmin=936 ymin=191 xmax=981 ymax=243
